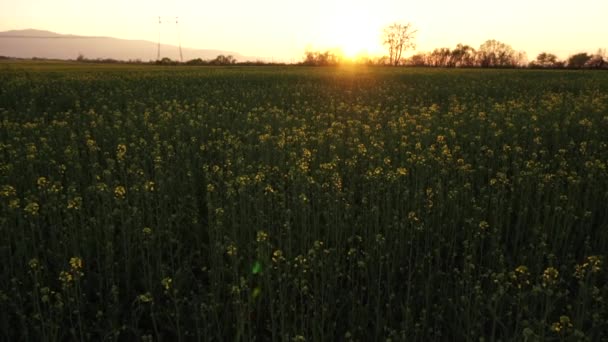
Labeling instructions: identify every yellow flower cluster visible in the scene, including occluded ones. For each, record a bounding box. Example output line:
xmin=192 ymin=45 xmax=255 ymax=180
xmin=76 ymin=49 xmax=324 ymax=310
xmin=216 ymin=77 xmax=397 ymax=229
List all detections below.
xmin=226 ymin=244 xmax=238 ymax=257
xmin=137 ymin=292 xmax=153 ymax=303
xmin=24 ymin=202 xmax=40 ymax=216
xmin=478 ymin=221 xmax=490 ymax=231
xmin=272 ymin=249 xmax=284 ymax=263
xmin=143 ymin=181 xmax=155 ymax=192
xmin=114 ymin=186 xmax=126 ymax=199
xmin=116 ymin=143 xmax=127 ymax=160
xmin=59 ymin=256 xmax=84 ymax=286
xmin=575 ymin=255 xmax=602 ymax=279
xmin=36 ymin=177 xmax=48 ymax=189
xmin=551 ymin=315 xmax=573 ymax=334
xmin=542 ymin=267 xmax=559 ymax=287
xmin=256 ymin=230 xmax=269 ymax=242
xmin=1 ymin=185 xmax=17 ymax=197
xmin=511 ymin=265 xmax=530 ymax=289
xmin=161 ymin=277 xmax=172 ymax=291
xmin=58 ymin=271 xmax=73 ymax=284
xmin=70 ymin=257 xmax=83 ymax=272
xmin=67 ymin=197 xmax=82 ymax=210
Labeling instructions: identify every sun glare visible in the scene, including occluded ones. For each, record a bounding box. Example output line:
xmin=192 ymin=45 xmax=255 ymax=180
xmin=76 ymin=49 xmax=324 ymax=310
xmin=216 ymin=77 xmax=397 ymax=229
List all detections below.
xmin=327 ymin=5 xmax=383 ymax=59
xmin=339 ymin=29 xmax=377 ymax=59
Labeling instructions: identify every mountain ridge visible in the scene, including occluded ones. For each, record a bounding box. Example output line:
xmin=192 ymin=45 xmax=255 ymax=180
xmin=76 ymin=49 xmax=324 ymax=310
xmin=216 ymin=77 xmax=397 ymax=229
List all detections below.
xmin=0 ymin=29 xmax=243 ymax=61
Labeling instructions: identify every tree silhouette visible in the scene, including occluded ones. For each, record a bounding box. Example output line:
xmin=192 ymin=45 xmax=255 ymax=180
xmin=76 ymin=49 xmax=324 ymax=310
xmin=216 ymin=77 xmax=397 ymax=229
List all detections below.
xmin=302 ymin=50 xmax=342 ymax=66
xmin=476 ymin=40 xmax=517 ymax=68
xmin=530 ymin=53 xmax=560 ymax=68
xmin=427 ymin=48 xmax=451 ymax=67
xmin=584 ymin=49 xmax=606 ymax=69
xmin=450 ymin=44 xmax=476 ymax=67
xmin=382 ymin=23 xmax=417 ymax=66
xmin=568 ymin=53 xmax=592 ymax=69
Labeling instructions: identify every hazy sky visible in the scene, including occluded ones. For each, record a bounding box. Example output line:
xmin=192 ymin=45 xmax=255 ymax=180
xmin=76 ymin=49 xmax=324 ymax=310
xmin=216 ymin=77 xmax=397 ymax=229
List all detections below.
xmin=1 ymin=0 xmax=606 ymax=62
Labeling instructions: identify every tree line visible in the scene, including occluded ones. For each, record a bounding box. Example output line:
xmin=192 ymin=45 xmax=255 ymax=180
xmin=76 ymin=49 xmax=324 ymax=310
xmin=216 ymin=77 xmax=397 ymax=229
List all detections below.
xmin=405 ymin=45 xmax=606 ymax=69
xmin=303 ymin=22 xmax=607 ymax=69
xmin=67 ymin=54 xmax=287 ymax=66
xmin=407 ymin=40 xmax=527 ymax=68
xmin=60 ymin=21 xmax=608 ymax=69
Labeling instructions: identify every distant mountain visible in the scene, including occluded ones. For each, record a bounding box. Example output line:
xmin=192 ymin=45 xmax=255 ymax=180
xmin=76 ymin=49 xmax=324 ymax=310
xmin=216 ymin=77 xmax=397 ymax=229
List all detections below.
xmin=0 ymin=29 xmax=243 ymax=61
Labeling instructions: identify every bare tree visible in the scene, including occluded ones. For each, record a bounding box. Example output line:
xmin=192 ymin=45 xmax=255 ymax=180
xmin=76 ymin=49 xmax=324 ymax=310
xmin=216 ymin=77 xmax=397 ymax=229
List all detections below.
xmin=428 ymin=48 xmax=452 ymax=67
xmin=584 ymin=48 xmax=606 ymax=69
xmin=382 ymin=22 xmax=417 ymax=66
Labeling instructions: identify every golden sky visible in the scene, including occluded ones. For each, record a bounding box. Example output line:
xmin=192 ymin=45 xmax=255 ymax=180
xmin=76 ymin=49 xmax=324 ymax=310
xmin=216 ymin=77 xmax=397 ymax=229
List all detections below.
xmin=1 ymin=0 xmax=606 ymax=62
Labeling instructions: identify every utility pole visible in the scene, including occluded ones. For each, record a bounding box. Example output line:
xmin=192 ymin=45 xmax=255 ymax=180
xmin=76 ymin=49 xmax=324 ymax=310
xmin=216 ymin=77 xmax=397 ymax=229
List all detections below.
xmin=157 ymin=16 xmax=162 ymax=60
xmin=176 ymin=17 xmax=183 ymax=62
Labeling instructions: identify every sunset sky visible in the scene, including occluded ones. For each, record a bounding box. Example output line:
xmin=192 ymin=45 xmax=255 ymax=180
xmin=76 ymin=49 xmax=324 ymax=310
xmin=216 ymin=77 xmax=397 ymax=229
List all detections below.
xmin=1 ymin=0 xmax=606 ymax=62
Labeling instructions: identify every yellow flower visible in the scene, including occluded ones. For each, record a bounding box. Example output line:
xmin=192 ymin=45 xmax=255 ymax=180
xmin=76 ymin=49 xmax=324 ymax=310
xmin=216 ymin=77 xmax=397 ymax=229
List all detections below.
xmin=86 ymin=139 xmax=98 ymax=151
xmin=67 ymin=197 xmax=82 ymax=210
xmin=264 ymin=184 xmax=275 ymax=194
xmin=254 ymin=172 xmax=265 ymax=184
xmin=96 ymin=183 xmax=109 ymax=192
xmin=226 ymin=244 xmax=238 ymax=257
xmin=479 ymin=221 xmax=489 ymax=231
xmin=551 ymin=322 xmax=561 ymax=333
xmin=396 ymin=167 xmax=408 ymax=176
xmin=302 ymin=148 xmax=312 ymax=159
xmin=137 ymin=292 xmax=153 ymax=303
xmin=407 ymin=211 xmax=419 ymax=222
xmin=587 ymin=255 xmax=602 ymax=273
xmin=0 ymin=185 xmax=16 ymax=197
xmin=116 ymin=144 xmax=127 ymax=160
xmin=272 ymin=249 xmax=284 ymax=263
xmin=256 ymin=230 xmax=269 ymax=242
xmin=114 ymin=186 xmax=126 ymax=199
xmin=298 ymin=160 xmax=309 ymax=173
xmin=161 ymin=277 xmax=172 ymax=291
xmin=144 ymin=181 xmax=155 ymax=192
xmin=59 ymin=271 xmax=73 ymax=284
xmin=29 ymin=258 xmax=40 ymax=270
xmin=551 ymin=315 xmax=573 ymax=334
xmin=24 ymin=202 xmax=40 ymax=216
xmin=511 ymin=265 xmax=530 ymax=289
xmin=69 ymin=257 xmax=83 ymax=271
xmin=36 ymin=177 xmax=48 ymax=190
xmin=575 ymin=255 xmax=602 ymax=279
xmin=515 ymin=265 xmax=529 ymax=274
xmin=542 ymin=267 xmax=559 ymax=287
xmin=8 ymin=198 xmax=20 ymax=209
xmin=357 ymin=143 xmax=367 ymax=155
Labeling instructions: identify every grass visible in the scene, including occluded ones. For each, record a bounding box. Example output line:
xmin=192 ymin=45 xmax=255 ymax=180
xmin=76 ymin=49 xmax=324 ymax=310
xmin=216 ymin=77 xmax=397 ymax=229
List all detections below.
xmin=1 ymin=62 xmax=607 ymax=341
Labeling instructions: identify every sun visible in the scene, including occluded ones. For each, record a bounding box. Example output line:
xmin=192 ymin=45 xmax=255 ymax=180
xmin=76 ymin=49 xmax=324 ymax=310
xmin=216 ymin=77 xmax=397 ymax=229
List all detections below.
xmin=327 ymin=6 xmax=384 ymax=59
xmin=339 ymin=29 xmax=377 ymax=59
